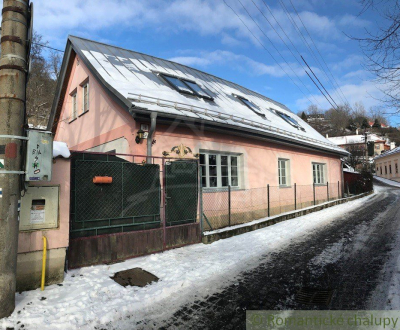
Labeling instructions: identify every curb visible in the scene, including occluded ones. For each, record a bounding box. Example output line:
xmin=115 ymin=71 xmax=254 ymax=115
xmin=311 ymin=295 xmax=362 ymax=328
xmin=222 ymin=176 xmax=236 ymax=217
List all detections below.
xmin=202 ymin=191 xmax=374 ymax=244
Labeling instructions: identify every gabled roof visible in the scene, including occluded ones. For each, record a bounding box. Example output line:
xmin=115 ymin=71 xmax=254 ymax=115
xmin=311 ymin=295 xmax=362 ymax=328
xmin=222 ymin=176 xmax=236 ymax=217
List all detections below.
xmin=374 ymin=146 xmax=400 ymax=160
xmin=48 ymin=35 xmax=348 ymax=156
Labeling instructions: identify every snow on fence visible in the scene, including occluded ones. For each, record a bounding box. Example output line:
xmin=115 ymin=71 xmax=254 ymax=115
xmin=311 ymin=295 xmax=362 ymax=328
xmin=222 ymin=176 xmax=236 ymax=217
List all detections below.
xmin=202 ymin=182 xmax=341 ymax=231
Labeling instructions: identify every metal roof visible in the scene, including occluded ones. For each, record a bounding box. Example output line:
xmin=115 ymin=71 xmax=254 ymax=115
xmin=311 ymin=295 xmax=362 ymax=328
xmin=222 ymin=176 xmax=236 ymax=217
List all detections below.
xmin=50 ymin=35 xmax=348 ymax=156
xmin=374 ymin=146 xmax=400 ymax=160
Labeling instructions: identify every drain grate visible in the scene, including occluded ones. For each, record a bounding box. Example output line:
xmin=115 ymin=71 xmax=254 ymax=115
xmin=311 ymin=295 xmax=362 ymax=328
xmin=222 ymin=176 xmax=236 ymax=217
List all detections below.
xmin=295 ymin=288 xmax=334 ymax=306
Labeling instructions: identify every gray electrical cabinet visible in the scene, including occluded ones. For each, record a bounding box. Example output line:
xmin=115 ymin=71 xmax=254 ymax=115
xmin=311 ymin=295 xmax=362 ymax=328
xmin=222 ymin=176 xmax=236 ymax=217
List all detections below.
xmin=25 ymin=130 xmax=53 ymax=181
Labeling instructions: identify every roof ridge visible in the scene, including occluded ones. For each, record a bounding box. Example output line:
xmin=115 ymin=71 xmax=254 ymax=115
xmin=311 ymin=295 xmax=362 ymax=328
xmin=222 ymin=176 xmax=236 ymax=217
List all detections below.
xmin=68 ymin=35 xmax=290 ymax=112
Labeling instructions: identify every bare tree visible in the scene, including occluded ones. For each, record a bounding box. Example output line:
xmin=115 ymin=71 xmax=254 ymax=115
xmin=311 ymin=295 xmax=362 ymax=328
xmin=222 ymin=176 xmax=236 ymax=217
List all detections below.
xmin=355 ymin=0 xmax=400 ymax=110
xmin=346 ymin=144 xmax=367 ymax=169
xmin=369 ymin=106 xmax=389 ymax=125
xmin=26 ymin=32 xmax=62 ymax=128
xmin=325 ymin=104 xmax=352 ymax=134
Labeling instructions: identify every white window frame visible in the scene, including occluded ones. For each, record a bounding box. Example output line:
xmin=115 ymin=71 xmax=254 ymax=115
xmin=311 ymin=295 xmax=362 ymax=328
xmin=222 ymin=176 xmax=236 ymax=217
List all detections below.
xmin=312 ymin=162 xmax=326 ymax=185
xmin=71 ymin=92 xmax=77 ymax=121
xmin=200 ymin=152 xmax=241 ymax=189
xmin=278 ymin=158 xmax=290 ymax=187
xmin=82 ymin=83 xmax=89 ymax=114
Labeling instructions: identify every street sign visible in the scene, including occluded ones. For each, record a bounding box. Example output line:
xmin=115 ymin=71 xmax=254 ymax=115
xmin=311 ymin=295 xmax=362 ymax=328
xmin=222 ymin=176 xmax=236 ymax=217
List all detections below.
xmin=25 ymin=130 xmax=53 ymax=181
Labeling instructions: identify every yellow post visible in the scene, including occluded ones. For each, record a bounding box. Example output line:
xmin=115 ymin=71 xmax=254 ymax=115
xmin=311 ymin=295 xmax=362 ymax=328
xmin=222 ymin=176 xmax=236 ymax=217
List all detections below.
xmin=41 ymin=236 xmax=47 ymax=291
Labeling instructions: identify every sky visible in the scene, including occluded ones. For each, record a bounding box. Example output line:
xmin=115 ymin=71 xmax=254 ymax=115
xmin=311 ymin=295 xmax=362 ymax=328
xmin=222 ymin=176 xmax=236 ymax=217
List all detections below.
xmin=18 ymin=0 xmax=399 ymax=124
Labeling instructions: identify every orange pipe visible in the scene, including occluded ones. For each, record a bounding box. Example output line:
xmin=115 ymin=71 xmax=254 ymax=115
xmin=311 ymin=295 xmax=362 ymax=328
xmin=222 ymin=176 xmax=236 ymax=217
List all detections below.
xmin=93 ymin=176 xmax=113 ymax=184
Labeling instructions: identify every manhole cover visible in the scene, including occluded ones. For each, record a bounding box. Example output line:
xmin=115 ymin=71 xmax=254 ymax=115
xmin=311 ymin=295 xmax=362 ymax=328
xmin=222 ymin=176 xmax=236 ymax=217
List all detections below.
xmin=111 ymin=268 xmax=159 ymax=287
xmin=295 ymin=288 xmax=334 ymax=306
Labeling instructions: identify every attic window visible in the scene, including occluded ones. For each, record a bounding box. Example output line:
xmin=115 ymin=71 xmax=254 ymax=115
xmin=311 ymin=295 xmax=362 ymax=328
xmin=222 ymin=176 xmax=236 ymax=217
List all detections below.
xmin=275 ymin=110 xmax=305 ymax=131
xmin=235 ymin=95 xmax=265 ymax=117
xmin=159 ymin=73 xmax=213 ymax=100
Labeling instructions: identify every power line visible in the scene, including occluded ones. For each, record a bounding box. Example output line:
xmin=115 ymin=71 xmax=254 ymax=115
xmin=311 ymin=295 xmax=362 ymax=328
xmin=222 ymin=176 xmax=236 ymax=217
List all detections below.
xmin=305 ymin=70 xmax=337 ymax=109
xmin=32 ymin=42 xmax=64 ymax=53
xmin=225 ymin=0 xmax=322 ymax=107
xmin=287 ymin=0 xmax=350 ymax=106
xmin=278 ymin=0 xmax=346 ymax=106
xmin=257 ymin=0 xmax=340 ymax=110
xmin=301 ymin=55 xmax=339 ymax=109
xmin=249 ymin=0 xmax=337 ymax=110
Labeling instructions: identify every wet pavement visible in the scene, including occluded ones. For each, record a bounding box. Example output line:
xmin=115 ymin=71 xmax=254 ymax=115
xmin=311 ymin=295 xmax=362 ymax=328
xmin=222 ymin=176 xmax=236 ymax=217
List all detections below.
xmin=160 ymin=182 xmax=400 ymax=329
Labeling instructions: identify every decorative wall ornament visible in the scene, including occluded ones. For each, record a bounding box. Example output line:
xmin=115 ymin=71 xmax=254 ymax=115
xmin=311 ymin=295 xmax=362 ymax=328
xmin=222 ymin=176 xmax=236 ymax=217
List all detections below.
xmin=162 ymin=143 xmax=198 ymax=158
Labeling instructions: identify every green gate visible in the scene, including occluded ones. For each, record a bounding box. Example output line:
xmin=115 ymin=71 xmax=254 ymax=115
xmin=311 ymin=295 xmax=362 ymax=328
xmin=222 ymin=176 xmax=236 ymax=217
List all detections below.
xmin=165 ymin=160 xmax=198 ymax=226
xmin=70 ymin=153 xmax=161 ymax=238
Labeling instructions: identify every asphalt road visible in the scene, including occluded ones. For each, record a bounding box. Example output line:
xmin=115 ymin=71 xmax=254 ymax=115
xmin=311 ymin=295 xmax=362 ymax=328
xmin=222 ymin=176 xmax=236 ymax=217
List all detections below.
xmin=160 ymin=182 xmax=400 ymax=329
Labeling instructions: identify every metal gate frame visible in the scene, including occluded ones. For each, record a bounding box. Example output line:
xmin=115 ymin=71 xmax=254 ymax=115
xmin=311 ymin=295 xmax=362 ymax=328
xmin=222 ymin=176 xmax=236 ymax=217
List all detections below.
xmin=68 ymin=151 xmax=202 ymax=269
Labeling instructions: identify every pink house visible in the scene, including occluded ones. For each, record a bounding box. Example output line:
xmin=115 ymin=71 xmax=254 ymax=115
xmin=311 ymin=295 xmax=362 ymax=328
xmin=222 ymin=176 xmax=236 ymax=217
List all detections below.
xmin=39 ymin=35 xmax=348 ymax=271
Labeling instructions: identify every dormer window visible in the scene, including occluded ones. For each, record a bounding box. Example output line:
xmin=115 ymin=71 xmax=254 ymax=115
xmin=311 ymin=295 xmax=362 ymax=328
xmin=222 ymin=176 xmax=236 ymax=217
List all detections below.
xmin=235 ymin=95 xmax=265 ymax=117
xmin=159 ymin=73 xmax=213 ymax=100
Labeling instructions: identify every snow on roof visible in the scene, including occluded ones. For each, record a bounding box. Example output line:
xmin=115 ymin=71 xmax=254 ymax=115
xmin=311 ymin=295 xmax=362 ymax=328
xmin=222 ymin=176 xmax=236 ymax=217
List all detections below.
xmin=53 ymin=141 xmax=70 ymax=158
xmin=374 ymin=146 xmax=400 ymax=160
xmin=328 ymin=134 xmax=387 ymax=146
xmin=66 ymin=36 xmax=346 ymax=155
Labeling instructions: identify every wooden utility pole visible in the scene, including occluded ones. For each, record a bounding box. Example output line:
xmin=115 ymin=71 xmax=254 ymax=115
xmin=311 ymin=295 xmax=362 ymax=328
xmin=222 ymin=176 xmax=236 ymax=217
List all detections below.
xmin=0 ymin=0 xmax=29 ymax=318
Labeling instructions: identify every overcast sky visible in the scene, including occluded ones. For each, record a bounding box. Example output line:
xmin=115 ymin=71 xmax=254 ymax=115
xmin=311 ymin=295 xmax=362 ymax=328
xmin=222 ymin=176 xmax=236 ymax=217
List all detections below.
xmin=17 ymin=0 xmax=398 ymax=124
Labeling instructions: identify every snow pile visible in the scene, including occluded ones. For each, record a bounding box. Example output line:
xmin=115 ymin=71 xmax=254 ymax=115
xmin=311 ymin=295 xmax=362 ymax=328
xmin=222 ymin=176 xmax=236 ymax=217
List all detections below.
xmin=0 ymin=192 xmax=378 ymax=330
xmin=53 ymin=141 xmax=70 ymax=158
xmin=374 ymin=175 xmax=400 ymax=188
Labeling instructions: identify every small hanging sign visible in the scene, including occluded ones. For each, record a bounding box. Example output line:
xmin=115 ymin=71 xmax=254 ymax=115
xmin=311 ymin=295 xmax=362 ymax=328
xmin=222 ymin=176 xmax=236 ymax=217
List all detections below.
xmin=0 ymin=159 xmax=4 ymax=169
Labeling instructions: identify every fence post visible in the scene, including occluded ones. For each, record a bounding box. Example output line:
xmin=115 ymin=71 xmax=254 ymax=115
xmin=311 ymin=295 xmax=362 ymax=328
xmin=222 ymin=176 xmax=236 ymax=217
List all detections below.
xmin=327 ymin=182 xmax=329 ymax=201
xmin=267 ymin=184 xmax=270 ymax=217
xmin=199 ymin=186 xmax=203 ymax=235
xmin=228 ymin=185 xmax=231 ymax=227
xmin=294 ymin=183 xmax=297 ymax=210
xmin=313 ymin=183 xmax=316 ymax=206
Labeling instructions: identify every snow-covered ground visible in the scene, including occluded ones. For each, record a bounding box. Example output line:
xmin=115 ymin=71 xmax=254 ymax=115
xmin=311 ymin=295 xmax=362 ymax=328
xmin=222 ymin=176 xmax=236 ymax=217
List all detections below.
xmin=1 ymin=191 xmax=379 ymax=330
xmin=374 ymin=175 xmax=400 ymax=188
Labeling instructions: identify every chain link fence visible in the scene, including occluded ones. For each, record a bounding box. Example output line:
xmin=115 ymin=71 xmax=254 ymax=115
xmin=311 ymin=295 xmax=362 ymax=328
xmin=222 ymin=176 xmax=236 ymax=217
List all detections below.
xmin=202 ymin=182 xmax=342 ymax=231
xmin=70 ymin=153 xmax=199 ymax=239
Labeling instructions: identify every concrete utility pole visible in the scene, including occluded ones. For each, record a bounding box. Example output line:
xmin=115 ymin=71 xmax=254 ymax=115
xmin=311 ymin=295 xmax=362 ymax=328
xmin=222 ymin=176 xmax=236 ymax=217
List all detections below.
xmin=0 ymin=0 xmax=29 ymax=318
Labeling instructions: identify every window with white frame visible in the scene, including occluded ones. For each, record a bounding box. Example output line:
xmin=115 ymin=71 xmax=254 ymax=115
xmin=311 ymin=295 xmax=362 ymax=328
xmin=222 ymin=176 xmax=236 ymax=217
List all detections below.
xmin=71 ymin=92 xmax=77 ymax=120
xmin=82 ymin=83 xmax=89 ymax=113
xmin=199 ymin=152 xmax=240 ymax=188
xmin=312 ymin=162 xmax=326 ymax=184
xmin=278 ymin=159 xmax=290 ymax=186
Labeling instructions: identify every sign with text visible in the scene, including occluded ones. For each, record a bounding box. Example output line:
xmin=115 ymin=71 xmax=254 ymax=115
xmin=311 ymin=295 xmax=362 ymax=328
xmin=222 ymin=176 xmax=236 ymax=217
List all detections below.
xmin=25 ymin=130 xmax=53 ymax=181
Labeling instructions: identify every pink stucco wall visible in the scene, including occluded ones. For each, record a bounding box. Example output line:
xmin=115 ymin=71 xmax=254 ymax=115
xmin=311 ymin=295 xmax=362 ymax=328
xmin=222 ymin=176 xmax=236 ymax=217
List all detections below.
xmin=55 ymin=54 xmax=342 ymax=190
xmin=18 ymin=158 xmax=70 ymax=253
xmin=55 ymin=53 xmax=136 ymax=154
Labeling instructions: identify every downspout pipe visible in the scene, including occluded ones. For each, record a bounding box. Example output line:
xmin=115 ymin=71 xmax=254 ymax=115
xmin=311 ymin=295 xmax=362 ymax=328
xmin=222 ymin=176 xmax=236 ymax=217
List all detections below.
xmin=147 ymin=112 xmax=157 ymax=163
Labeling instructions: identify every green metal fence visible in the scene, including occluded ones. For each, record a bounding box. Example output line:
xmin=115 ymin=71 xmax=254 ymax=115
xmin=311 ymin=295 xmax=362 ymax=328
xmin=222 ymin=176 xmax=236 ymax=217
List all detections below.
xmin=165 ymin=160 xmax=198 ymax=226
xmin=70 ymin=153 xmax=161 ymax=238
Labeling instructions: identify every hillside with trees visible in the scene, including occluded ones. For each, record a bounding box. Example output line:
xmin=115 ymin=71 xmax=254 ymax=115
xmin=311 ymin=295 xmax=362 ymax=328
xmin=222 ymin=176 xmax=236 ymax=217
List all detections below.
xmin=26 ymin=32 xmax=62 ymax=128
xmin=298 ymin=102 xmax=400 ymax=146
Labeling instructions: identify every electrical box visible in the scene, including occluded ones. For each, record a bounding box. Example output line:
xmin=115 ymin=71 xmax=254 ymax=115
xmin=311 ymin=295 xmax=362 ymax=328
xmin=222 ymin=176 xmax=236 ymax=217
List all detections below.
xmin=20 ymin=186 xmax=59 ymax=231
xmin=25 ymin=130 xmax=53 ymax=181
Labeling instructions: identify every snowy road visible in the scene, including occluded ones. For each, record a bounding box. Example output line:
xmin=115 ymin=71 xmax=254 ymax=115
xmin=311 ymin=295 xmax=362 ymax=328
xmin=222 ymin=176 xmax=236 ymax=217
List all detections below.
xmin=160 ymin=182 xmax=400 ymax=329
xmin=2 ymin=182 xmax=400 ymax=330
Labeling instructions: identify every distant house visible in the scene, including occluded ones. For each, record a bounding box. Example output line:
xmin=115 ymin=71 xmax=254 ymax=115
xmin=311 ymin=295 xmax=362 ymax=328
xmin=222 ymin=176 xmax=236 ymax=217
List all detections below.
xmin=328 ymin=133 xmax=393 ymax=158
xmin=369 ymin=120 xmax=389 ymax=129
xmin=307 ymin=113 xmax=326 ymax=122
xmin=48 ymin=36 xmax=346 ymax=192
xmin=374 ymin=147 xmax=400 ymax=182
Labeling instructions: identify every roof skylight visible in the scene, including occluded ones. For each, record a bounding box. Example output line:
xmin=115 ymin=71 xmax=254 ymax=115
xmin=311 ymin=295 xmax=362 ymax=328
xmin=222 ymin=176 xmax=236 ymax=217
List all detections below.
xmin=159 ymin=73 xmax=213 ymax=100
xmin=183 ymin=80 xmax=212 ymax=99
xmin=235 ymin=95 xmax=265 ymax=117
xmin=275 ymin=110 xmax=305 ymax=131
